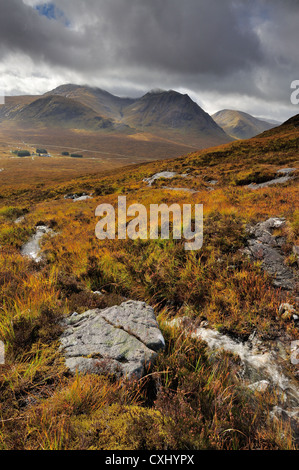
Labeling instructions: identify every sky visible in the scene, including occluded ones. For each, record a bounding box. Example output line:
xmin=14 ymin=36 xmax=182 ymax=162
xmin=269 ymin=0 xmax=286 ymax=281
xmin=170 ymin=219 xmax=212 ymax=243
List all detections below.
xmin=0 ymin=0 xmax=298 ymax=122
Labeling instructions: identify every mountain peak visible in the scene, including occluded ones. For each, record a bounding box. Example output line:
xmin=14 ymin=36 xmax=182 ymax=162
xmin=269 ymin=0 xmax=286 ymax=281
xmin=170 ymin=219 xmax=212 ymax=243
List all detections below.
xmin=143 ymin=89 xmax=189 ymax=100
xmin=44 ymin=83 xmax=136 ymax=120
xmin=148 ymin=88 xmax=167 ymax=95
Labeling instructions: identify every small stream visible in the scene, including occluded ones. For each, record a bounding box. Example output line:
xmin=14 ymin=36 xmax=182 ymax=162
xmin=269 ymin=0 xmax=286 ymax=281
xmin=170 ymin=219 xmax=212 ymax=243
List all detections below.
xmin=194 ymin=327 xmax=298 ymax=403
xmin=168 ymin=318 xmax=299 ymax=433
xmin=21 ymin=226 xmax=52 ymax=262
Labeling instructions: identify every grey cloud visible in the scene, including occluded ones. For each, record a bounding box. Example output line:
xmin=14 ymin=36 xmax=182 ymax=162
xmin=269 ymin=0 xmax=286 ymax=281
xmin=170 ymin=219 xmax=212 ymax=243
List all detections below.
xmin=0 ymin=0 xmax=298 ymax=121
xmin=80 ymin=0 xmax=263 ymax=74
xmin=0 ymin=0 xmax=263 ymax=74
xmin=0 ymin=0 xmax=92 ymax=69
xmin=55 ymin=0 xmax=264 ymax=75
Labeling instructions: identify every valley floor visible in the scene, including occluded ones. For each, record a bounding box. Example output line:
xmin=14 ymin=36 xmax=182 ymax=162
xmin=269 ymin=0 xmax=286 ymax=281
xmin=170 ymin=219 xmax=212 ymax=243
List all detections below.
xmin=0 ymin=126 xmax=198 ymax=187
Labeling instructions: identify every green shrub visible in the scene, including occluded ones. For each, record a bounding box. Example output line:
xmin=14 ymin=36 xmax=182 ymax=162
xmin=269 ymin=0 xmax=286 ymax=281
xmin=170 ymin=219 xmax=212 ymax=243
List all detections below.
xmin=17 ymin=150 xmax=31 ymax=157
xmin=0 ymin=206 xmax=25 ymax=220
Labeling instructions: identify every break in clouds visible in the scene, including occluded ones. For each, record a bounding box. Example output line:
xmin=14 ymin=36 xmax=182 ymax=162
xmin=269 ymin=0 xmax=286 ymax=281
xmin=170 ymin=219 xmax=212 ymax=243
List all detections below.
xmin=0 ymin=0 xmax=298 ymax=121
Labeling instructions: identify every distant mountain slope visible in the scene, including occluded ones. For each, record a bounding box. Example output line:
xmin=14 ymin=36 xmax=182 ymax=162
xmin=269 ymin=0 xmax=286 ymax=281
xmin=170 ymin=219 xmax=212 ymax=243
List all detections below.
xmin=44 ymin=84 xmax=136 ymax=120
xmin=0 ymin=95 xmax=115 ymax=130
xmin=257 ymin=118 xmax=281 ymax=126
xmin=212 ymin=109 xmax=276 ymax=139
xmin=0 ymin=95 xmax=40 ymax=120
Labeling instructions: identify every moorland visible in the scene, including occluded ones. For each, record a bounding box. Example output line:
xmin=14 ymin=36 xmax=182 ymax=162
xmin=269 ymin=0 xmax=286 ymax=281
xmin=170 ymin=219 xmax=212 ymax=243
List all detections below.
xmin=0 ymin=103 xmax=298 ymax=450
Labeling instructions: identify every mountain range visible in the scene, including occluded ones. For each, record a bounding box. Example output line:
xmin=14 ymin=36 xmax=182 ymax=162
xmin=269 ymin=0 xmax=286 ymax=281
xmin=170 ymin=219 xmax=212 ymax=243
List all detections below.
xmin=0 ymin=85 xmax=281 ymax=159
xmin=45 ymin=85 xmax=233 ymax=147
xmin=0 ymin=85 xmax=230 ymax=149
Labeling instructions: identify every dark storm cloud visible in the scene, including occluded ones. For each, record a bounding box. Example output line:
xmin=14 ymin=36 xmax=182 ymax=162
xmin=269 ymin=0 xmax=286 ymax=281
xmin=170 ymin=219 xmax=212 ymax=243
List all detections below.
xmin=0 ymin=0 xmax=86 ymax=68
xmin=0 ymin=0 xmax=298 ymax=120
xmin=0 ymin=0 xmax=263 ymax=74
xmin=72 ymin=0 xmax=263 ymax=75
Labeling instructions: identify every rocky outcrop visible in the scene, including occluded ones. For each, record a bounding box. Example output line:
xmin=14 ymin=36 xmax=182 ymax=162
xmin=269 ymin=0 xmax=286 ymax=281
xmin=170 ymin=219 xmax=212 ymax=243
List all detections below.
xmin=248 ymin=168 xmax=296 ymax=190
xmin=60 ymin=301 xmax=165 ymax=380
xmin=143 ymin=171 xmax=177 ymax=186
xmin=64 ymin=193 xmax=92 ymax=201
xmin=248 ymin=175 xmax=293 ymax=190
xmin=143 ymin=171 xmax=188 ymax=186
xmin=242 ymin=218 xmax=297 ymax=291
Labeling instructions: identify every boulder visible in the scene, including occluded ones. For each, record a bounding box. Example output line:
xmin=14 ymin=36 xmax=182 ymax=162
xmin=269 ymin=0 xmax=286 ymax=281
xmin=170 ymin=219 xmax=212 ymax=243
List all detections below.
xmin=60 ymin=301 xmax=165 ymax=380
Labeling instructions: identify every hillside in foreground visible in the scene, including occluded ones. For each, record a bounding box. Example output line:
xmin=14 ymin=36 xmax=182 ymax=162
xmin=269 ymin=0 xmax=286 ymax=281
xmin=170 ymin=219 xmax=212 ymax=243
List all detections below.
xmin=0 ymin=115 xmax=298 ymax=450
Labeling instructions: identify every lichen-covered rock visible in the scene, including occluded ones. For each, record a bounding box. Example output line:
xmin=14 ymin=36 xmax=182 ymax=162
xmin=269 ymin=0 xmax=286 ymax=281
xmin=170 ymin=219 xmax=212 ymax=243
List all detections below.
xmin=60 ymin=301 xmax=165 ymax=380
